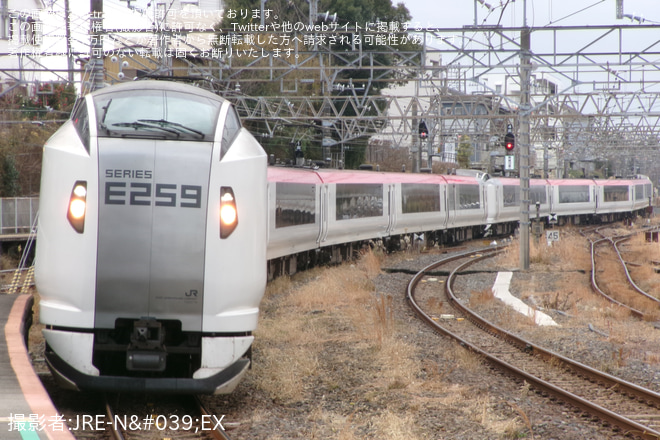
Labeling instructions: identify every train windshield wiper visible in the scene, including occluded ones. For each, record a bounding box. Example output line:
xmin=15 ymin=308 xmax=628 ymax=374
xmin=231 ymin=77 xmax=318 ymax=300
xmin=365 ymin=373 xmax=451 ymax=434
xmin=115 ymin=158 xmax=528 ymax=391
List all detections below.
xmin=111 ymin=121 xmax=180 ymax=137
xmin=137 ymin=119 xmax=206 ymax=139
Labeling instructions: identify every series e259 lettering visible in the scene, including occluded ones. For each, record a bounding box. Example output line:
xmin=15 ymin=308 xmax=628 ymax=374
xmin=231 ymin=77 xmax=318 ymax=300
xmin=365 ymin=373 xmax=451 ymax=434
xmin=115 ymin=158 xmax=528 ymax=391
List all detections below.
xmin=104 ymin=182 xmax=202 ymax=208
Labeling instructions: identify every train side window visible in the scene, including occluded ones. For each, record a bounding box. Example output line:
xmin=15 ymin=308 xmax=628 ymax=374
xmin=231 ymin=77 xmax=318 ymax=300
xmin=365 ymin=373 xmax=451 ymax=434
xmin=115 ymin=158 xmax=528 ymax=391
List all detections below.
xmin=603 ymin=185 xmax=629 ymax=202
xmin=457 ymin=184 xmax=480 ymax=210
xmin=642 ymin=184 xmax=652 ymax=200
xmin=336 ymin=184 xmax=383 ymax=220
xmin=402 ymin=184 xmax=440 ymax=213
xmin=502 ymin=185 xmax=519 ymax=207
xmin=558 ymin=185 xmax=589 ymax=203
xmin=221 ymin=106 xmax=242 ymax=159
xmin=275 ymin=183 xmax=316 ymax=228
xmin=71 ymin=98 xmax=90 ymax=152
xmin=530 ymin=186 xmax=547 ymax=205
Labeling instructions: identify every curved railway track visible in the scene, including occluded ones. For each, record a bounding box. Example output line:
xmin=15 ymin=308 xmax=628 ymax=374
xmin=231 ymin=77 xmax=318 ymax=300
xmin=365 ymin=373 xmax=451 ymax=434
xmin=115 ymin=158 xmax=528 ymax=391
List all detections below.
xmin=407 ymin=247 xmax=660 ymax=439
xmin=583 ymin=226 xmax=660 ymax=319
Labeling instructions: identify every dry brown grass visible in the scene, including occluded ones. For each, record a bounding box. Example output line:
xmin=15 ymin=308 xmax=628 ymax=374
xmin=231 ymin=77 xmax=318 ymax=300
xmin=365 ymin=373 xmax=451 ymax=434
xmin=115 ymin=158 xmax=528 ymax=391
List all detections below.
xmin=248 ymin=227 xmax=660 ymax=438
xmin=469 ymin=288 xmax=494 ymax=308
xmin=250 ymin=248 xmax=541 ymax=439
xmin=621 ymin=232 xmax=660 ymax=297
xmin=250 ymin=250 xmax=422 ymax=437
xmin=496 ymin=227 xmax=591 ymax=272
xmin=1 ymin=254 xmax=17 ymax=270
xmin=494 ymin=222 xmax=660 ymax=377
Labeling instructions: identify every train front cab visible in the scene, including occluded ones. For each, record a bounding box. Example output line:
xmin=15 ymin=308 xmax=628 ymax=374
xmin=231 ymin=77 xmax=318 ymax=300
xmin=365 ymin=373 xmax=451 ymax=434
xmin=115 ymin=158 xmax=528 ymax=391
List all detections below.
xmin=36 ymin=81 xmax=267 ymax=394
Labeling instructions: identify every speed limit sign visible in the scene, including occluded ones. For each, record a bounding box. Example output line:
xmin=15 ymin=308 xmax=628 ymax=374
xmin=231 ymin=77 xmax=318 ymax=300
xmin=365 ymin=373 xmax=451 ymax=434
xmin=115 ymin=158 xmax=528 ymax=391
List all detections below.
xmin=546 ymin=230 xmax=560 ymax=242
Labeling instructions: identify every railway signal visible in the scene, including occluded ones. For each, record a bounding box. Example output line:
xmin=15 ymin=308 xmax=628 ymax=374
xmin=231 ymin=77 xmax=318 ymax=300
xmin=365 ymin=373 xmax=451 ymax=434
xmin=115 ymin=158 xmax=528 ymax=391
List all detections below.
xmin=419 ymin=120 xmax=429 ymax=141
xmin=504 ymin=131 xmax=515 ymax=151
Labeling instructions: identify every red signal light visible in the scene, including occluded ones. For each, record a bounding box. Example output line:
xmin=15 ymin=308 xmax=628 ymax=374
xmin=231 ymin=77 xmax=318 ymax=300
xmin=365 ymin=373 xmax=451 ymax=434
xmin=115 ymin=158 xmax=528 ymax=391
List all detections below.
xmin=504 ymin=132 xmax=515 ymax=151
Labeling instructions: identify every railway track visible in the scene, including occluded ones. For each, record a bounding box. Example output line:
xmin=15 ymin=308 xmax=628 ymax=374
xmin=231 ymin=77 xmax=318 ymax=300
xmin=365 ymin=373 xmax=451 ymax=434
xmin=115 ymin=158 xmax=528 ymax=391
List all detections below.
xmin=61 ymin=393 xmax=233 ymax=440
xmin=582 ymin=226 xmax=660 ymax=319
xmin=407 ymin=247 xmax=660 ymax=439
xmin=104 ymin=393 xmax=231 ymax=440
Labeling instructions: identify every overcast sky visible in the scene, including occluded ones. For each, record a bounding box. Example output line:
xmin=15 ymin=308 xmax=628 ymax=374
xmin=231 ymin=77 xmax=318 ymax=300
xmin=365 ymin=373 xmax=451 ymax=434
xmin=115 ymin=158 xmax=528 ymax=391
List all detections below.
xmin=36 ymin=0 xmax=660 ymax=87
xmin=402 ymin=0 xmax=660 ymax=28
xmin=46 ymin=0 xmax=660 ymax=33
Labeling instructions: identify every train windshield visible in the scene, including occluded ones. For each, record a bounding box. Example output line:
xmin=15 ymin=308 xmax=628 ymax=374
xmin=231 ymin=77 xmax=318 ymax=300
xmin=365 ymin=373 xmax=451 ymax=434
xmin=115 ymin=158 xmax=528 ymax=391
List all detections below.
xmin=94 ymin=89 xmax=220 ymax=141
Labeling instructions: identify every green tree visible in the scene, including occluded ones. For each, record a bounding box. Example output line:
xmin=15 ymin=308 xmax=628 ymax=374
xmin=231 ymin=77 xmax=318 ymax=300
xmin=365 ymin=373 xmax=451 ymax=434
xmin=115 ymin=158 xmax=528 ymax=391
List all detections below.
xmin=0 ymin=85 xmax=72 ymax=196
xmin=217 ymin=0 xmax=418 ymax=168
xmin=1 ymin=155 xmax=20 ymax=197
xmin=457 ymin=135 xmax=473 ymax=169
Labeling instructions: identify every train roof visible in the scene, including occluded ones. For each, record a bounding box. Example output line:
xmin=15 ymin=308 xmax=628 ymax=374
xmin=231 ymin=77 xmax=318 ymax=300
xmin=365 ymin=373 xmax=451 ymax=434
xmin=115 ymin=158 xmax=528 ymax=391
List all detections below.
xmin=267 ymin=166 xmax=323 ymax=184
xmin=89 ymin=80 xmax=226 ymax=103
xmin=593 ymin=178 xmax=650 ymax=186
xmin=486 ymin=177 xmax=550 ymax=186
xmin=267 ymin=167 xmax=483 ymax=185
xmin=267 ymin=169 xmax=653 ymax=188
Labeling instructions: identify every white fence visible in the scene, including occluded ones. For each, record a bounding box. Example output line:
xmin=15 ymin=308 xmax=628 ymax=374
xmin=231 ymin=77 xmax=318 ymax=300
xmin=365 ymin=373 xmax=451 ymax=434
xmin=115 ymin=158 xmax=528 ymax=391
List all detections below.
xmin=0 ymin=198 xmax=39 ymax=235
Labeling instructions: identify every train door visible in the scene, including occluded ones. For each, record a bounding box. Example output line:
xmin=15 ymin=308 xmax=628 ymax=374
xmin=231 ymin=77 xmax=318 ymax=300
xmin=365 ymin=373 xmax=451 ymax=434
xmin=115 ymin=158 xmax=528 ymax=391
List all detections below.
xmin=387 ymin=183 xmax=397 ymax=235
xmin=316 ymin=184 xmax=329 ymax=244
xmin=446 ymin=185 xmax=456 ymax=226
xmin=593 ymin=184 xmax=599 ymax=213
xmin=481 ymin=181 xmax=489 ymax=225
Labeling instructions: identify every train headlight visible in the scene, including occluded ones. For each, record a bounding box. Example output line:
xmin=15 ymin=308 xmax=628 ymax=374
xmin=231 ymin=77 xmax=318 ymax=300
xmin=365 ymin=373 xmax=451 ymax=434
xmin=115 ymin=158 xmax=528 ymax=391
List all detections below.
xmin=67 ymin=181 xmax=87 ymax=233
xmin=220 ymin=187 xmax=238 ymax=239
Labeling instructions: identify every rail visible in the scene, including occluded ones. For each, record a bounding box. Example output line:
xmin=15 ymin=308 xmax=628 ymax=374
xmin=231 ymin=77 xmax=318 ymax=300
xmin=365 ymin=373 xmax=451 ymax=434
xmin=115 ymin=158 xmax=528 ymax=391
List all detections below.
xmin=407 ymin=248 xmax=660 ymax=439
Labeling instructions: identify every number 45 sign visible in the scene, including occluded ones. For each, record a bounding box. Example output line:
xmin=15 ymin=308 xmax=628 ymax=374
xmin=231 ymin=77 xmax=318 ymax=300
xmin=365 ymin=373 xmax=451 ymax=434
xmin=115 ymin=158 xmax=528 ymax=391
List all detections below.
xmin=546 ymin=230 xmax=560 ymax=242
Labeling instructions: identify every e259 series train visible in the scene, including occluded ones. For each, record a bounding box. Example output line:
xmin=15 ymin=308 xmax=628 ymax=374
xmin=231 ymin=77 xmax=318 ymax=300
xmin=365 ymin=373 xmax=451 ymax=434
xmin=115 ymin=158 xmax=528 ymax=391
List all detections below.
xmin=35 ymin=80 xmax=268 ymax=394
xmin=35 ymin=79 xmax=653 ymax=395
xmin=266 ymin=167 xmax=652 ymax=276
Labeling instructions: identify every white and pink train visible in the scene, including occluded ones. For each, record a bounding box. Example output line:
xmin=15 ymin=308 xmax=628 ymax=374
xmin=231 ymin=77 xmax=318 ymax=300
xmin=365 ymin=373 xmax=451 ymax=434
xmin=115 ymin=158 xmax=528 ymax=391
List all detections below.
xmin=266 ymin=167 xmax=652 ymax=275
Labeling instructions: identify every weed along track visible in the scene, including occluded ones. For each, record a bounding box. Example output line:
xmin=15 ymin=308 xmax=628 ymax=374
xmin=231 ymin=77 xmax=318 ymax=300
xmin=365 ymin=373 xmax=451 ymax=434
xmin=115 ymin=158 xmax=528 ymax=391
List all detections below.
xmin=584 ymin=225 xmax=660 ymax=319
xmin=407 ymin=247 xmax=660 ymax=439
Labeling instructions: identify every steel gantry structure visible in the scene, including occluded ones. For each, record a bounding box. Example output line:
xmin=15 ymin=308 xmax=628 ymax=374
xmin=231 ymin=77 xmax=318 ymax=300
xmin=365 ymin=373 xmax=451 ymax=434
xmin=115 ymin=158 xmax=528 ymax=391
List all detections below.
xmin=103 ymin=21 xmax=659 ymax=180
xmin=4 ymin=4 xmax=660 ymax=180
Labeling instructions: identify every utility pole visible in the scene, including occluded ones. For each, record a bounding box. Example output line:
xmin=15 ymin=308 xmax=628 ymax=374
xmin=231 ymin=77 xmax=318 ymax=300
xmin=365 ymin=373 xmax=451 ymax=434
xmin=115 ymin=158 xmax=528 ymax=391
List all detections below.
xmin=412 ymin=98 xmax=419 ymax=173
xmin=307 ymin=0 xmax=317 ymax=25
xmin=519 ymin=23 xmax=531 ymax=270
xmin=64 ymin=0 xmax=74 ymax=84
